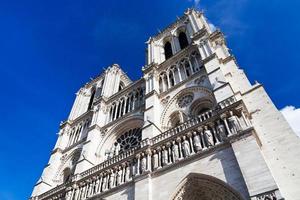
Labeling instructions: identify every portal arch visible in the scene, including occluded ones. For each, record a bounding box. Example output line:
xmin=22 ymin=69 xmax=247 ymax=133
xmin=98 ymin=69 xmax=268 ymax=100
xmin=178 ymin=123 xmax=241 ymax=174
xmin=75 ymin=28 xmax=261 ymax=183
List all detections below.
xmin=171 ymin=173 xmax=244 ymax=200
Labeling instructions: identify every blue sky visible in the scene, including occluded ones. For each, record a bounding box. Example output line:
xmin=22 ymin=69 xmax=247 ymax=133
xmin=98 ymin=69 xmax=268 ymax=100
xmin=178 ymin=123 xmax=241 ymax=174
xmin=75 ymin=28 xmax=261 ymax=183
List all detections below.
xmin=0 ymin=0 xmax=299 ymax=199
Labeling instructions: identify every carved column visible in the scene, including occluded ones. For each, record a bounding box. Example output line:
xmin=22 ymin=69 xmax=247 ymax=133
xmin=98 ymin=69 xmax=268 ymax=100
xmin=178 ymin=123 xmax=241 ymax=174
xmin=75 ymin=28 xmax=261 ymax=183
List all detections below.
xmin=187 ymin=132 xmax=195 ymax=154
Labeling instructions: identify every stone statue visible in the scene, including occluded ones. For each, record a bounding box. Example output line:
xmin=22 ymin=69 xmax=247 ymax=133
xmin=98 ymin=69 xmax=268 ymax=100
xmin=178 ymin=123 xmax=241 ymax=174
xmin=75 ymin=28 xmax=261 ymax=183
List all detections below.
xmin=216 ymin=120 xmax=227 ymax=141
xmin=125 ymin=163 xmax=131 ymax=181
xmin=204 ymin=126 xmax=214 ymax=147
xmin=152 ymin=150 xmax=159 ymax=169
xmin=182 ymin=136 xmax=191 ymax=157
xmin=192 ymin=131 xmax=202 ymax=152
xmin=228 ymin=111 xmax=241 ymax=134
xmin=172 ymin=141 xmax=180 ymax=161
xmin=162 ymin=146 xmax=169 ymax=166
xmin=141 ymin=154 xmax=147 ymax=172
xmin=95 ymin=177 xmax=100 ymax=193
xmin=116 ymin=167 xmax=122 ymax=185
xmin=102 ymin=175 xmax=107 ymax=191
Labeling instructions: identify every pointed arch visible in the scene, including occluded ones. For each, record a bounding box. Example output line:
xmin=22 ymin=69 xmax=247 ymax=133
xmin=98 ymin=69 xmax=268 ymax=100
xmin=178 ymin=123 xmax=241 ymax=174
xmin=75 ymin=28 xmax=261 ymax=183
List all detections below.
xmin=170 ymin=173 xmax=244 ymax=200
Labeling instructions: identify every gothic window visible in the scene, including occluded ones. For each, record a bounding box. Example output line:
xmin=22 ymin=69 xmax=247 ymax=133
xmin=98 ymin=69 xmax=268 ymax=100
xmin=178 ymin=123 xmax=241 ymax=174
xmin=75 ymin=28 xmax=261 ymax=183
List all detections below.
xmin=178 ymin=32 xmax=189 ymax=50
xmin=164 ymin=41 xmax=173 ymax=60
xmin=116 ymin=128 xmax=142 ymax=154
xmin=169 ymin=72 xmax=175 ymax=87
xmin=184 ymin=61 xmax=191 ymax=77
xmin=88 ymin=88 xmax=95 ymax=110
xmin=159 ymin=77 xmax=163 ymax=93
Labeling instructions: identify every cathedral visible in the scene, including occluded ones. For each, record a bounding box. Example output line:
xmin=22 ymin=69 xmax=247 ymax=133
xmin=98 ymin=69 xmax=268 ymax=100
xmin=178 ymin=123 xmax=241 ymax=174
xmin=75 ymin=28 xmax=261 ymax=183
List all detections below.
xmin=30 ymin=8 xmax=300 ymax=200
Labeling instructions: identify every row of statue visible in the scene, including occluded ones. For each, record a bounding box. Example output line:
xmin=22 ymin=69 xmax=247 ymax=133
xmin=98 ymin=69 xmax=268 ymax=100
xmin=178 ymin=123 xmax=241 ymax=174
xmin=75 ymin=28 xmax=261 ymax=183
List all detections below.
xmin=61 ymin=111 xmax=245 ymax=200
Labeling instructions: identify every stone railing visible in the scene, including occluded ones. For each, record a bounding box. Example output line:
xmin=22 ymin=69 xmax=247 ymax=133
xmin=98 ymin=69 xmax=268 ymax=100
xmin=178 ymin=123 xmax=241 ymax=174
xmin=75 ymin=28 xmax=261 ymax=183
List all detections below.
xmin=33 ymin=98 xmax=253 ymax=200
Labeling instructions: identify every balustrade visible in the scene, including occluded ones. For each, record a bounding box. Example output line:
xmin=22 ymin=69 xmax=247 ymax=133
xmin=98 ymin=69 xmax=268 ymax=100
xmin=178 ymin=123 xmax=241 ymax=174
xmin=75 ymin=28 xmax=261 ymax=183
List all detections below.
xmin=34 ymin=99 xmax=252 ymax=200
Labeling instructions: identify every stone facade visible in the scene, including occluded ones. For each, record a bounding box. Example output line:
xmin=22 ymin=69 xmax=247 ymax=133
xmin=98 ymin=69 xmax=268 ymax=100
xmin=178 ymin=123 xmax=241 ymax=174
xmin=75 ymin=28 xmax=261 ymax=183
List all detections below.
xmin=30 ymin=8 xmax=300 ymax=200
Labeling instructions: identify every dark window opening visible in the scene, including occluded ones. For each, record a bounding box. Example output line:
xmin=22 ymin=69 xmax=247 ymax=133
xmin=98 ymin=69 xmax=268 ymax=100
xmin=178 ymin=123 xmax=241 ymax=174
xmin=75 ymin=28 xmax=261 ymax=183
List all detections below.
xmin=88 ymin=89 xmax=95 ymax=110
xmin=164 ymin=41 xmax=173 ymax=60
xmin=178 ymin=32 xmax=189 ymax=50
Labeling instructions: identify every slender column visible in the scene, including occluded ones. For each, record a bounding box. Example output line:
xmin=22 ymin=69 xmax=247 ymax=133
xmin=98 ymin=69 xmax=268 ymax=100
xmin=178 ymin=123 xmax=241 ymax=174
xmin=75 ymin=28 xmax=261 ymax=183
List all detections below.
xmin=241 ymin=110 xmax=251 ymax=127
xmin=166 ymin=142 xmax=172 ymax=163
xmin=222 ymin=115 xmax=232 ymax=136
xmin=135 ymin=154 xmax=141 ymax=175
xmin=187 ymin=132 xmax=195 ymax=154
xmin=188 ymin=59 xmax=194 ymax=74
xmin=176 ymin=137 xmax=183 ymax=159
xmin=177 ymin=65 xmax=183 ymax=82
xmin=166 ymin=72 xmax=171 ymax=88
xmin=157 ymin=147 xmax=162 ymax=168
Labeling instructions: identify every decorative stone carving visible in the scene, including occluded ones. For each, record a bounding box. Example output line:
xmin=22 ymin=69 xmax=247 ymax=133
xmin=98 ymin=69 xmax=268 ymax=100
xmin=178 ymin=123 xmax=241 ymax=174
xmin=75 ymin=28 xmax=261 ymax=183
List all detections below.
xmin=227 ymin=111 xmax=241 ymax=134
xmin=216 ymin=120 xmax=227 ymax=141
xmin=162 ymin=146 xmax=169 ymax=166
xmin=192 ymin=131 xmax=202 ymax=152
xmin=161 ymin=96 xmax=170 ymax=105
xmin=177 ymin=94 xmax=194 ymax=108
xmin=203 ymin=126 xmax=214 ymax=147
xmin=172 ymin=141 xmax=180 ymax=162
xmin=152 ymin=150 xmax=159 ymax=169
xmin=182 ymin=136 xmax=191 ymax=157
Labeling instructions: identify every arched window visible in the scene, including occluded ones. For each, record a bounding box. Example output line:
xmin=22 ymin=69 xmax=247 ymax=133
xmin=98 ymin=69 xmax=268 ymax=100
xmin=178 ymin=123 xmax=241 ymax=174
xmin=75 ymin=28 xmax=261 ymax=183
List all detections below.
xmin=87 ymin=88 xmax=95 ymax=110
xmin=178 ymin=32 xmax=189 ymax=50
xmin=164 ymin=41 xmax=173 ymax=60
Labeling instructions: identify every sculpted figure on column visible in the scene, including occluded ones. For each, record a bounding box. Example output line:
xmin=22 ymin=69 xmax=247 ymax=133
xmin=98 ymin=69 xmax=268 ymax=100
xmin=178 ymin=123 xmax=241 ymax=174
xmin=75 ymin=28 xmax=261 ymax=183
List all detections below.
xmin=125 ymin=162 xmax=131 ymax=181
xmin=192 ymin=130 xmax=202 ymax=152
xmin=162 ymin=146 xmax=169 ymax=166
xmin=152 ymin=150 xmax=159 ymax=169
xmin=116 ymin=166 xmax=122 ymax=186
xmin=141 ymin=153 xmax=147 ymax=173
xmin=172 ymin=141 xmax=180 ymax=162
xmin=204 ymin=126 xmax=214 ymax=147
xmin=182 ymin=136 xmax=191 ymax=157
xmin=227 ymin=111 xmax=241 ymax=134
xmin=216 ymin=120 xmax=227 ymax=141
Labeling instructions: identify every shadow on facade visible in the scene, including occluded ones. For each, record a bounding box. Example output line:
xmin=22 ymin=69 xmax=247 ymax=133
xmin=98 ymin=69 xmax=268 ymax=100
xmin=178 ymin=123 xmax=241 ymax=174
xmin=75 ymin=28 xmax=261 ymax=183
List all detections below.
xmin=209 ymin=147 xmax=250 ymax=199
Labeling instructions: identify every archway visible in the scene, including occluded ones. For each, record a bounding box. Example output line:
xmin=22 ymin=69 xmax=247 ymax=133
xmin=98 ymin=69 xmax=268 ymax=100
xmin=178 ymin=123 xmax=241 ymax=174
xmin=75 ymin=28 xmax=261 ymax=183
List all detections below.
xmin=171 ymin=173 xmax=244 ymax=200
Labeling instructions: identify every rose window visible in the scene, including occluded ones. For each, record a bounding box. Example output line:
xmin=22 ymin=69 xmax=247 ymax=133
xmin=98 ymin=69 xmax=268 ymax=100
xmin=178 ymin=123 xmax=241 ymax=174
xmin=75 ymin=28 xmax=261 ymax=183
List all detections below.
xmin=116 ymin=128 xmax=142 ymax=153
xmin=177 ymin=94 xmax=194 ymax=108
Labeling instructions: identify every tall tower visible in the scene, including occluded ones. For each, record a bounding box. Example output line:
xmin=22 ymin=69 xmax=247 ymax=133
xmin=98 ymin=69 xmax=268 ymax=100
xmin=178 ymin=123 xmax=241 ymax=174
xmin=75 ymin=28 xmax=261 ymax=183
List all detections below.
xmin=31 ymin=8 xmax=300 ymax=200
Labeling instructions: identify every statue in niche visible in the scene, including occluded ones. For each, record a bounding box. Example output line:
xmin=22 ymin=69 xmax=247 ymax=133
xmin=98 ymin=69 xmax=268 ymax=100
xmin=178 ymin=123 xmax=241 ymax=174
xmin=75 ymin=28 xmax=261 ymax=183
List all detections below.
xmin=203 ymin=126 xmax=214 ymax=147
xmin=192 ymin=131 xmax=202 ymax=152
xmin=172 ymin=141 xmax=180 ymax=161
xmin=125 ymin=163 xmax=131 ymax=181
xmin=182 ymin=136 xmax=191 ymax=157
xmin=228 ymin=111 xmax=241 ymax=134
xmin=95 ymin=177 xmax=100 ymax=193
xmin=116 ymin=166 xmax=122 ymax=185
xmin=216 ymin=120 xmax=227 ymax=141
xmin=152 ymin=150 xmax=159 ymax=169
xmin=102 ymin=175 xmax=107 ymax=191
xmin=141 ymin=153 xmax=147 ymax=172
xmin=162 ymin=146 xmax=169 ymax=166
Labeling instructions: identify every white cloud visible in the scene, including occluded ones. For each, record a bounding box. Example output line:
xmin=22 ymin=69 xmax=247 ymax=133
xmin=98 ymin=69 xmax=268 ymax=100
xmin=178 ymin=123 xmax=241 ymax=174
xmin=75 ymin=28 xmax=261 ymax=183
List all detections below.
xmin=280 ymin=105 xmax=300 ymax=137
xmin=208 ymin=23 xmax=217 ymax=32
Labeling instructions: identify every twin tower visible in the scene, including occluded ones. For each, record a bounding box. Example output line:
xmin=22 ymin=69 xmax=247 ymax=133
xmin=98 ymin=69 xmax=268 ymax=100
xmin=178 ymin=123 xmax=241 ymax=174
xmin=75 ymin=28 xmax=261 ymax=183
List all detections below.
xmin=31 ymin=8 xmax=300 ymax=200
